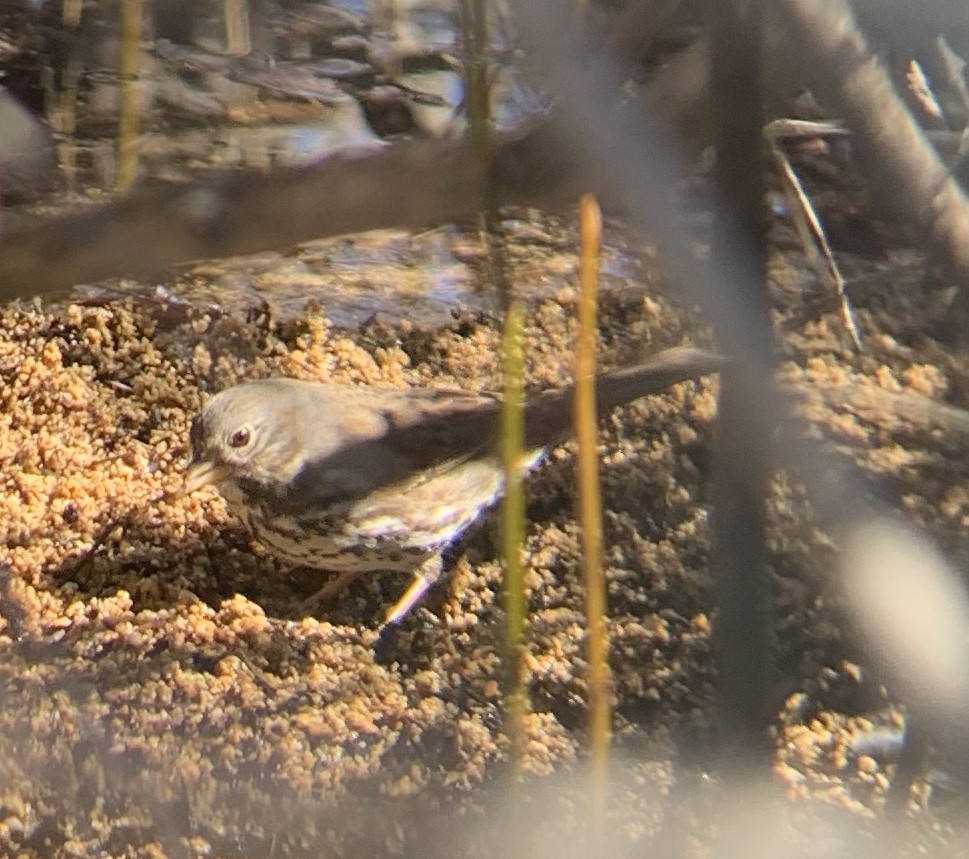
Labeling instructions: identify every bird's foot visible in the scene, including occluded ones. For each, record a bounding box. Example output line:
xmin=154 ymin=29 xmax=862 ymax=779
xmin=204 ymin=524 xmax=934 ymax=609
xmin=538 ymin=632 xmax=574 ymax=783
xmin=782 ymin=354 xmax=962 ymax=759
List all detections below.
xmin=379 ymin=554 xmax=443 ymax=630
xmin=298 ymin=568 xmax=366 ymax=615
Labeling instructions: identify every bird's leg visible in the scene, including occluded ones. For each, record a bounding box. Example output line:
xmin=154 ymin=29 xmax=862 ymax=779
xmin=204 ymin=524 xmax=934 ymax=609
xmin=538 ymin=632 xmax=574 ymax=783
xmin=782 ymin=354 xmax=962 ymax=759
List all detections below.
xmin=379 ymin=553 xmax=444 ymax=631
xmin=299 ymin=568 xmax=366 ymax=614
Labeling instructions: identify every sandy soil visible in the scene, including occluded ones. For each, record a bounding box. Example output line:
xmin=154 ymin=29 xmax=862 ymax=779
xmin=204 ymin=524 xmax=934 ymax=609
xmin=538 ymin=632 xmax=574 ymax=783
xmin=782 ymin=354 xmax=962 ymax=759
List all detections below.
xmin=2 ymin=212 xmax=969 ymax=857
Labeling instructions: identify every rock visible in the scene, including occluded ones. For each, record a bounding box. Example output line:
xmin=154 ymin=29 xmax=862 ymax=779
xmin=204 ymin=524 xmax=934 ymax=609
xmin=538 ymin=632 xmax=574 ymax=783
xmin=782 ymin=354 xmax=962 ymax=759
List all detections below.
xmin=0 ymin=86 xmax=58 ymax=203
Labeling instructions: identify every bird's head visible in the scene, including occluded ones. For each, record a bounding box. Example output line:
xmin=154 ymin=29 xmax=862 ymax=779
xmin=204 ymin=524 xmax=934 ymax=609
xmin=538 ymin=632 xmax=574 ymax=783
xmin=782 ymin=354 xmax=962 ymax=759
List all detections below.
xmin=185 ymin=380 xmax=314 ymax=494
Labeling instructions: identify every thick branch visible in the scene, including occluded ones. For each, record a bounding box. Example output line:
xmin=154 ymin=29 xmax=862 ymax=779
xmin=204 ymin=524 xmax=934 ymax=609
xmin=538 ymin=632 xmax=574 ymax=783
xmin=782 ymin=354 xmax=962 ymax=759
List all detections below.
xmin=774 ymin=0 xmax=969 ymax=341
xmin=0 ymin=124 xmax=590 ymax=302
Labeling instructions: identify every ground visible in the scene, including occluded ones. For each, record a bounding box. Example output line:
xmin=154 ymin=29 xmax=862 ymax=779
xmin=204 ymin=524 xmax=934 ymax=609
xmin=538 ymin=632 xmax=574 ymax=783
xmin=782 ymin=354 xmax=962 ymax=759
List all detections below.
xmin=1 ymin=210 xmax=967 ymax=857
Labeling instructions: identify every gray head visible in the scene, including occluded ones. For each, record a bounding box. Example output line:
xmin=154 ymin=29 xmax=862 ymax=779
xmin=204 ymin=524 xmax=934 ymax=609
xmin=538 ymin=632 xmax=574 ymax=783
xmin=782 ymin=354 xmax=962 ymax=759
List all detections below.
xmin=186 ymin=379 xmax=318 ymax=493
xmin=185 ymin=378 xmax=404 ymax=497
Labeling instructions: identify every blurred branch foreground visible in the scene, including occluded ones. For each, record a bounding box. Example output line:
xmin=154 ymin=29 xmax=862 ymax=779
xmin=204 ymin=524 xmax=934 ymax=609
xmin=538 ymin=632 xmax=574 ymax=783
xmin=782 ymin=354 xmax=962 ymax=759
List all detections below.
xmin=0 ymin=122 xmax=591 ymax=301
xmin=4 ymin=0 xmax=969 ymax=331
xmin=513 ymin=0 xmax=969 ymax=832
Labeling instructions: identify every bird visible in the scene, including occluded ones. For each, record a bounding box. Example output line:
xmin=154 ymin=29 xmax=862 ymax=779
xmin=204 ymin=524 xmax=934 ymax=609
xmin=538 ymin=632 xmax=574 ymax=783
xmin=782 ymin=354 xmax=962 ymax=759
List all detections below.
xmin=184 ymin=346 xmax=720 ymax=635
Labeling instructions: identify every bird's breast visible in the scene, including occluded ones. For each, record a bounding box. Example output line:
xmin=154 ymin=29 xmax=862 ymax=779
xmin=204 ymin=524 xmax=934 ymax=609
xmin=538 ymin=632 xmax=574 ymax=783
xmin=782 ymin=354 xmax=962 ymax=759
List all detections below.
xmin=237 ymin=496 xmax=433 ymax=573
xmin=218 ymin=451 xmax=542 ymax=575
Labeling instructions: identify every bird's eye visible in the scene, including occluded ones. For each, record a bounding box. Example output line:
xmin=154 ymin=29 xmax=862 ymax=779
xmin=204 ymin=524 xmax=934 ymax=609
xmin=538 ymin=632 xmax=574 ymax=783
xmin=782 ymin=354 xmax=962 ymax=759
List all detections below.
xmin=228 ymin=427 xmax=251 ymax=448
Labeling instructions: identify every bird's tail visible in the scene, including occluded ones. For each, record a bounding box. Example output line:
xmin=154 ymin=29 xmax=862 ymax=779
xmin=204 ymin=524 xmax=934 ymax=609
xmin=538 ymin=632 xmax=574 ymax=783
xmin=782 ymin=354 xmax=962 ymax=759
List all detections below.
xmin=523 ymin=346 xmax=722 ymax=448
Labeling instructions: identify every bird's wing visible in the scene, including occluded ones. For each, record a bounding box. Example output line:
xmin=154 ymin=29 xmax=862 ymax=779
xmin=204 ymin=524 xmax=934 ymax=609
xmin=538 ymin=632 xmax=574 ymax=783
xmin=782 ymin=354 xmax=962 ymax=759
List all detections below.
xmin=285 ymin=346 xmax=720 ymax=511
xmin=283 ymin=386 xmax=502 ymax=510
xmin=374 ymin=385 xmax=501 ymax=467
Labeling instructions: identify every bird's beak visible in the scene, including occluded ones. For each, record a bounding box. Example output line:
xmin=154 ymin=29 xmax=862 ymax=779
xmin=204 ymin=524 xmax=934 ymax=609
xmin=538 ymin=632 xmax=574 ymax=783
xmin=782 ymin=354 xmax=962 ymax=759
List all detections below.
xmin=184 ymin=458 xmax=232 ymax=495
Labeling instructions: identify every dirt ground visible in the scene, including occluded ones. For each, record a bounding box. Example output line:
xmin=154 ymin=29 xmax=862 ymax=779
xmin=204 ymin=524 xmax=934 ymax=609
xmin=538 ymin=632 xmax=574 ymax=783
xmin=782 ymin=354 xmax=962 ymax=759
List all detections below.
xmin=2 ymin=209 xmax=969 ymax=857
